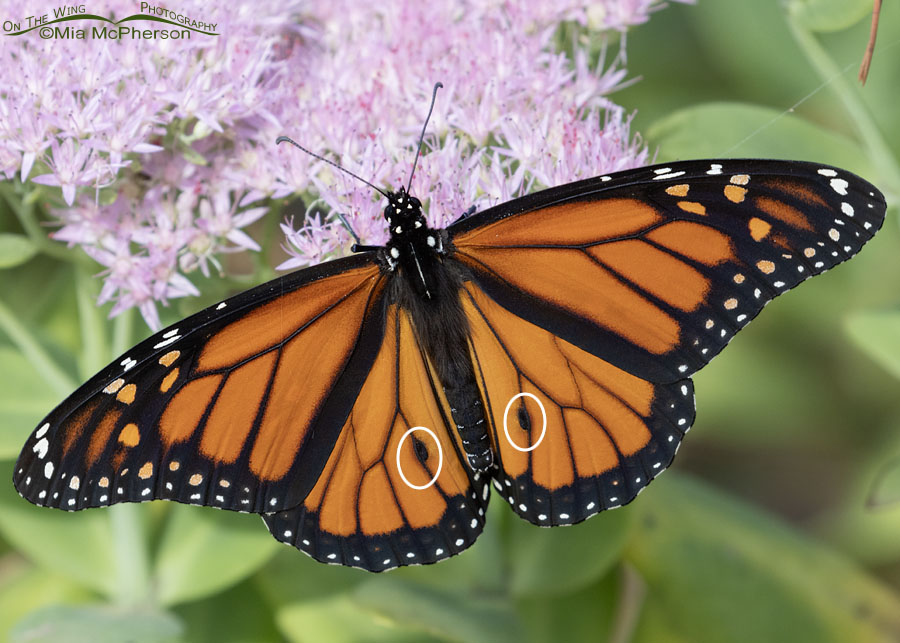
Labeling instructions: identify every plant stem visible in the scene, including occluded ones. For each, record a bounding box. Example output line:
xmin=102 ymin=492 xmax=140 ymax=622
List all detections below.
xmin=0 ymin=295 xmax=75 ymax=397
xmin=112 ymin=307 xmax=135 ymax=357
xmin=75 ymin=266 xmax=108 ymax=378
xmin=108 ymin=503 xmax=152 ymax=606
xmin=609 ymin=564 xmax=647 ymax=643
xmin=0 ymin=183 xmax=88 ymax=265
xmin=787 ymin=16 xmax=900 ymax=200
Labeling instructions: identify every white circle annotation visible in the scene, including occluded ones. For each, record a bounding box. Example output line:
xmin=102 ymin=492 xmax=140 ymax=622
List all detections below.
xmin=502 ymin=392 xmax=547 ymax=453
xmin=396 ymin=426 xmax=443 ymax=491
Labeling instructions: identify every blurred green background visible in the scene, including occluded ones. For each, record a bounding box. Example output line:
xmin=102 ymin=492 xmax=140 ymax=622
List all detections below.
xmin=2 ymin=1 xmax=900 ymax=641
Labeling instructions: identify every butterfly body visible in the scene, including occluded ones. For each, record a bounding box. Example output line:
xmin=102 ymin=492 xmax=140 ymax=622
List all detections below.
xmin=14 ymin=159 xmax=885 ymax=572
xmin=379 ymin=188 xmax=494 ymax=470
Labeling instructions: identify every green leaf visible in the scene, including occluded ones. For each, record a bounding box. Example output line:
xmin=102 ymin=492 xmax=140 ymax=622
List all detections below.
xmin=867 ymin=455 xmax=900 ymax=509
xmin=786 ymin=0 xmax=873 ymax=33
xmin=515 ymin=572 xmax=620 ymax=643
xmin=0 ymin=565 xmax=92 ymax=636
xmin=176 ymin=135 xmax=209 ymax=166
xmin=154 ymin=504 xmax=280 ymax=606
xmin=10 ymin=604 xmax=183 ymax=643
xmin=506 ymin=497 xmax=633 ymax=597
xmin=354 ymin=577 xmax=525 ymax=643
xmin=97 ymin=186 xmax=120 ymax=206
xmin=394 ymin=499 xmax=507 ymax=594
xmin=625 ymin=473 xmax=900 ymax=642
xmin=690 ymin=329 xmax=834 ymax=445
xmin=0 ymin=234 xmax=37 ymax=269
xmin=175 ymin=578 xmax=282 ymax=643
xmin=845 ymin=311 xmax=900 ymax=381
xmin=647 ymin=102 xmax=871 ymax=174
xmin=632 ymin=595 xmax=694 ymax=643
xmin=616 ymin=0 xmax=816 ymax=133
xmin=0 ymin=462 xmax=118 ymax=597
xmin=813 ymin=425 xmax=900 ymax=567
xmin=277 ymin=594 xmax=435 ymax=643
xmin=0 ymin=346 xmax=61 ymax=459
xmin=254 ymin=549 xmax=369 ymax=609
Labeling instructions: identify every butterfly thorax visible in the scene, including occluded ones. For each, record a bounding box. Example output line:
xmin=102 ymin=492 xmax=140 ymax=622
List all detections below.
xmin=381 ymin=188 xmax=446 ymax=301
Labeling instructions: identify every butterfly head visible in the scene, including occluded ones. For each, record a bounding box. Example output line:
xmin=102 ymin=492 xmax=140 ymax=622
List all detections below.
xmin=384 ymin=188 xmax=425 ymax=236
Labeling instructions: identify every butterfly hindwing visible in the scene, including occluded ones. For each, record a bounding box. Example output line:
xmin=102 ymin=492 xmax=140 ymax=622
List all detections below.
xmin=451 ymin=160 xmax=885 ymax=384
xmin=14 ymin=256 xmax=387 ymax=514
xmin=263 ymin=304 xmax=489 ymax=571
xmin=461 ymin=281 xmax=694 ymax=525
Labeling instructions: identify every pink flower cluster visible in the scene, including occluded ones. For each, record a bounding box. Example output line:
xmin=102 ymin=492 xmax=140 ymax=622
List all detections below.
xmin=1 ymin=0 xmax=690 ymax=329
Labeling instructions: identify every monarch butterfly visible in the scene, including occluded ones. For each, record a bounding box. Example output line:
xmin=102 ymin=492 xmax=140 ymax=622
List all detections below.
xmin=13 ymin=124 xmax=885 ymax=571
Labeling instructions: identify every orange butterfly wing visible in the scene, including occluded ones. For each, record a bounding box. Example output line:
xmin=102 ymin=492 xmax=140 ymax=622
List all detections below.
xmin=263 ymin=304 xmax=488 ymax=571
xmin=461 ymin=280 xmax=692 ymax=525
xmin=448 ymin=160 xmax=884 ymax=520
xmin=14 ymin=256 xmax=389 ymax=513
xmin=450 ymin=161 xmax=884 ymax=384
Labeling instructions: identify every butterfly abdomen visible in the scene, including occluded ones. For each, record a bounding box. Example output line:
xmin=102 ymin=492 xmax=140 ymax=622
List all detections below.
xmin=444 ymin=376 xmax=493 ymax=471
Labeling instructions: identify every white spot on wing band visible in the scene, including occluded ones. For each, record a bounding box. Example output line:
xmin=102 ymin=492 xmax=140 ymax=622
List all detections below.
xmin=153 ymin=335 xmax=180 ymax=349
xmin=653 ymin=171 xmax=686 ymax=180
xmin=33 ymin=437 xmax=49 ymax=459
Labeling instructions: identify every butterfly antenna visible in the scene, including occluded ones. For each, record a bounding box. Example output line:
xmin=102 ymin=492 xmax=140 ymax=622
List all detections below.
xmin=407 ymin=81 xmax=443 ymax=193
xmin=335 ymin=212 xmax=362 ymax=245
xmin=276 ymin=136 xmax=389 ymax=199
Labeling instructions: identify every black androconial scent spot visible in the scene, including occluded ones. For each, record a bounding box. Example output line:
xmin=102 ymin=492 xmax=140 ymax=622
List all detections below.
xmin=412 ymin=435 xmax=429 ymax=464
xmin=517 ymin=402 xmax=531 ymax=433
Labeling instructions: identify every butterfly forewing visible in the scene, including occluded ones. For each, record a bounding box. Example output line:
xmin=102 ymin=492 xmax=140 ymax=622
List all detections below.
xmin=14 ymin=256 xmax=386 ymax=513
xmin=450 ymin=160 xmax=885 ymax=383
